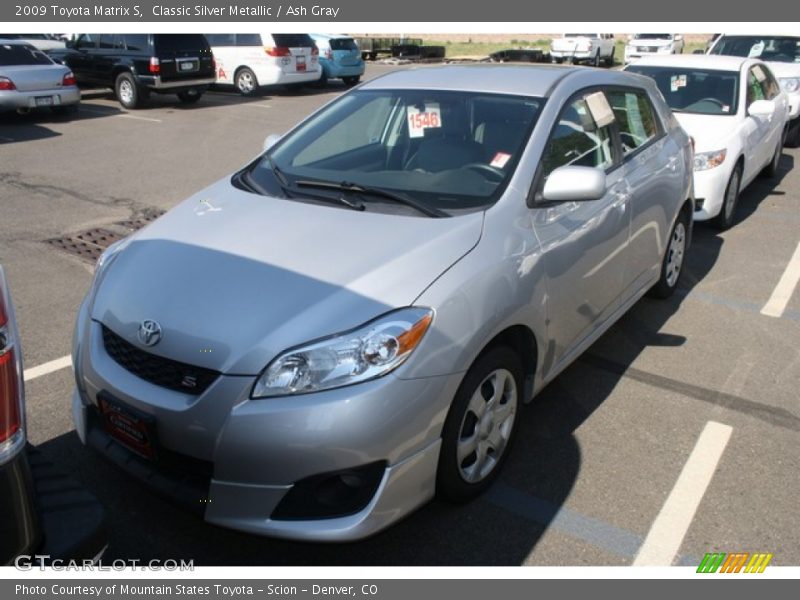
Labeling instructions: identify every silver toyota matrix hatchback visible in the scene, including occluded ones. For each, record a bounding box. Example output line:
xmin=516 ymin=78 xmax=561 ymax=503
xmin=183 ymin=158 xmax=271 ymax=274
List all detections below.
xmin=72 ymin=65 xmax=693 ymax=541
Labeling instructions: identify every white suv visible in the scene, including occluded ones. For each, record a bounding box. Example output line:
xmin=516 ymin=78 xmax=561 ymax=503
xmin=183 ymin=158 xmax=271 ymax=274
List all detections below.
xmin=624 ymin=34 xmax=685 ymax=64
xmin=708 ymin=34 xmax=800 ymax=146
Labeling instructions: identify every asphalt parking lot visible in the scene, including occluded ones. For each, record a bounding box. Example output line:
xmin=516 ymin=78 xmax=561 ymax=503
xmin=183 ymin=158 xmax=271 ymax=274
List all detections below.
xmin=1 ymin=63 xmax=799 ymax=566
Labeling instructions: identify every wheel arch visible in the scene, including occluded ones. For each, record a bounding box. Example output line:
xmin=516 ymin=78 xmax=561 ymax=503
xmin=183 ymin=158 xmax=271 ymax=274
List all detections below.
xmin=473 ymin=324 xmax=538 ymax=404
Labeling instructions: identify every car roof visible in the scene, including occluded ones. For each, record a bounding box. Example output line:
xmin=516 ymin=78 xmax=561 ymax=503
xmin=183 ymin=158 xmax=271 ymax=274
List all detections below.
xmin=361 ymin=64 xmax=607 ymax=97
xmin=629 ymin=54 xmax=752 ymax=71
xmin=311 ymin=33 xmax=353 ymax=41
xmin=0 ymin=39 xmax=36 ymax=47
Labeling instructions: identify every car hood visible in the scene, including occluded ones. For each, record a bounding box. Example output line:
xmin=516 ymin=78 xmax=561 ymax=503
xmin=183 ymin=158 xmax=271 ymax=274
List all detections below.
xmin=764 ymin=62 xmax=800 ymax=79
xmin=674 ymin=113 xmax=738 ymax=152
xmin=91 ymin=179 xmax=484 ymax=375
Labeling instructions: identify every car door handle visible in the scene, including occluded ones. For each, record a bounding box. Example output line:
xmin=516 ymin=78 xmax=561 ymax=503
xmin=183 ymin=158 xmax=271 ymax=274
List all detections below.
xmin=668 ymin=156 xmax=680 ymax=172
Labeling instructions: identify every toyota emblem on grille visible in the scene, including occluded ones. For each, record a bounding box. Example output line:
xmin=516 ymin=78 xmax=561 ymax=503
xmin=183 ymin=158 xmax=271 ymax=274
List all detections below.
xmin=137 ymin=320 xmax=162 ymax=347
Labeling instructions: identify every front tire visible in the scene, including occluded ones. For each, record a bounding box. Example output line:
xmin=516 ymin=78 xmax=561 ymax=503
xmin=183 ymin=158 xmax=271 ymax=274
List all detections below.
xmin=437 ymin=346 xmax=522 ymax=503
xmin=761 ymin=134 xmax=783 ymax=178
xmin=649 ymin=210 xmax=689 ymax=299
xmin=713 ymin=164 xmax=742 ymax=231
xmin=785 ymin=119 xmax=800 ymax=148
xmin=605 ymin=48 xmax=615 ymax=67
xmin=115 ymin=72 xmax=145 ymax=109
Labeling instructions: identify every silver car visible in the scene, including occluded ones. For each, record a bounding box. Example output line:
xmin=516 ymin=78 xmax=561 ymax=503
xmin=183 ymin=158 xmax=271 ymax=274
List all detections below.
xmin=72 ymin=65 xmax=693 ymax=541
xmin=0 ymin=40 xmax=79 ymax=114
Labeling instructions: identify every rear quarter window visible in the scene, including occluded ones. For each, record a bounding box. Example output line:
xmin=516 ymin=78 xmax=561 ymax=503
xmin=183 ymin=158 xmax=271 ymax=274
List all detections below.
xmin=154 ymin=34 xmax=210 ymax=54
xmin=272 ymin=34 xmax=315 ymax=48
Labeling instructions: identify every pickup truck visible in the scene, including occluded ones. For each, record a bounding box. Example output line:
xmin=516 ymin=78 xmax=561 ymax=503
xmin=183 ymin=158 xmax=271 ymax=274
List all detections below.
xmin=550 ymin=34 xmax=616 ymax=67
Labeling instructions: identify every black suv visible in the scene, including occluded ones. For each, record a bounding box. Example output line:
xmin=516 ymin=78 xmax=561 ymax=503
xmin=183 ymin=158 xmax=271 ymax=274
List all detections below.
xmin=1 ymin=266 xmax=106 ymax=565
xmin=49 ymin=34 xmax=215 ymax=109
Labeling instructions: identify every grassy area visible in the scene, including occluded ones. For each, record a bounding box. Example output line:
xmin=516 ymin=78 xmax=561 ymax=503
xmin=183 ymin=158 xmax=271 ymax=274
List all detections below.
xmin=422 ymin=37 xmax=709 ymax=63
xmin=422 ymin=39 xmax=549 ymax=59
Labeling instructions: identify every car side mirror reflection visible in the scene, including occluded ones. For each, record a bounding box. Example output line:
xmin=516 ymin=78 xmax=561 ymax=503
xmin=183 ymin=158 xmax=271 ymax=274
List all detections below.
xmin=263 ymin=133 xmax=281 ymax=152
xmin=541 ymin=166 xmax=607 ymax=203
xmin=748 ymin=99 xmax=775 ymax=119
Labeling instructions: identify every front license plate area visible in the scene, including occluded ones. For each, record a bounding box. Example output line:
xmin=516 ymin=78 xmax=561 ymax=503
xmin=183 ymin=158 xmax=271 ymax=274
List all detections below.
xmin=99 ymin=393 xmax=158 ymax=460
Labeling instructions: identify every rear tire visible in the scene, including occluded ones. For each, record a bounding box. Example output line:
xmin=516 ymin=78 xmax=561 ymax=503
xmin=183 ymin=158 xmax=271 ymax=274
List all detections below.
xmin=592 ymin=51 xmax=601 ymax=67
xmin=605 ymin=48 xmax=615 ymax=67
xmin=115 ymin=72 xmax=144 ymax=109
xmin=342 ymin=75 xmax=361 ymax=87
xmin=177 ymin=90 xmax=203 ymax=105
xmin=649 ymin=209 xmax=689 ymax=299
xmin=235 ymin=67 xmax=258 ymax=96
xmin=713 ymin=164 xmax=742 ymax=231
xmin=437 ymin=346 xmax=522 ymax=503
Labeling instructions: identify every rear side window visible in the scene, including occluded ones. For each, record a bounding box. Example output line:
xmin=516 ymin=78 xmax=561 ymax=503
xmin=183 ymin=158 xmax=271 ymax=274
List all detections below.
xmin=205 ymin=34 xmax=234 ymax=47
xmin=330 ymin=38 xmax=358 ymax=51
xmin=0 ymin=43 xmax=52 ymax=66
xmin=123 ymin=34 xmax=149 ymax=52
xmin=606 ymin=90 xmax=659 ymax=155
xmin=272 ymin=34 xmax=315 ymax=48
xmin=541 ymin=95 xmax=615 ymax=177
xmin=236 ymin=34 xmax=262 ymax=46
xmin=154 ymin=34 xmax=209 ymax=54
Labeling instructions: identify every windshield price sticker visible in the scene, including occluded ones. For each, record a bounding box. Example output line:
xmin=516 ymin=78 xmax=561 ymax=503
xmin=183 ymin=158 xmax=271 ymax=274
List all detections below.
xmin=670 ymin=74 xmax=687 ymax=92
xmin=407 ymin=103 xmax=442 ymax=138
xmin=490 ymin=152 xmax=512 ymax=168
xmin=584 ymin=92 xmax=615 ymax=129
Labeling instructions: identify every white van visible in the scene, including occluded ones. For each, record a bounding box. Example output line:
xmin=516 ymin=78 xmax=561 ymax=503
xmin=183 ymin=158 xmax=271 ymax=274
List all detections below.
xmin=205 ymin=33 xmax=321 ymax=95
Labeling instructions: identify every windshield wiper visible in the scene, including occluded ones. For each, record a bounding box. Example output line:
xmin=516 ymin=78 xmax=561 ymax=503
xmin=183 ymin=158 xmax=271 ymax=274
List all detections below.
xmin=295 ymin=180 xmax=447 ymax=218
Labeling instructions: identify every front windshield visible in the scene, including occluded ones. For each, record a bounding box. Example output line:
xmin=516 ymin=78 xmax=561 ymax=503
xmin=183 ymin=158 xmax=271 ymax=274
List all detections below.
xmin=710 ymin=35 xmax=800 ymax=64
xmin=243 ymin=89 xmax=543 ymax=215
xmin=627 ymin=66 xmax=739 ymax=115
xmin=633 ymin=34 xmax=672 ymax=40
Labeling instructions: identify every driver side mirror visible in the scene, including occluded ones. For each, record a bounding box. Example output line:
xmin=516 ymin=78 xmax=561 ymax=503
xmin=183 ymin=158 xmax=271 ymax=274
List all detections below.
xmin=674 ymin=34 xmax=684 ymax=42
xmin=263 ymin=133 xmax=281 ymax=152
xmin=748 ymin=99 xmax=775 ymax=119
xmin=541 ymin=166 xmax=607 ymax=202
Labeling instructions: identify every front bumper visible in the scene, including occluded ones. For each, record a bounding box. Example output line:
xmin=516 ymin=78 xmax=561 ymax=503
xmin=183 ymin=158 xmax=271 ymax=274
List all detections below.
xmin=72 ymin=313 xmax=461 ymax=541
xmin=0 ymin=86 xmax=80 ymax=110
xmin=692 ymin=162 xmax=733 ymax=221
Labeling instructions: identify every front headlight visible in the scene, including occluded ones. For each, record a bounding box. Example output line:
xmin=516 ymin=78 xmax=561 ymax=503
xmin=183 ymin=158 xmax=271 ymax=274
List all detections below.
xmin=779 ymin=77 xmax=800 ymax=94
xmin=251 ymin=307 xmax=433 ymax=398
xmin=694 ymin=149 xmax=727 ymax=171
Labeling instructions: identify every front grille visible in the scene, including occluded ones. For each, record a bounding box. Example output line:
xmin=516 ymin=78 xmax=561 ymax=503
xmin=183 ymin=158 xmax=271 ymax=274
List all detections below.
xmin=102 ymin=325 xmax=220 ymax=395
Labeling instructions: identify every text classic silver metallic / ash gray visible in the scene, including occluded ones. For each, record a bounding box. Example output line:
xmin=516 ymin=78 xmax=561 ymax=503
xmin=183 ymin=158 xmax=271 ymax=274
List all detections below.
xmin=72 ymin=65 xmax=694 ymax=541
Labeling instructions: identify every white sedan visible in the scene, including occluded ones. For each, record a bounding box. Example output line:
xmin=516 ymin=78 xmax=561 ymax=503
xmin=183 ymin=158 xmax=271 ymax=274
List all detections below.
xmin=627 ymin=54 xmax=790 ymax=229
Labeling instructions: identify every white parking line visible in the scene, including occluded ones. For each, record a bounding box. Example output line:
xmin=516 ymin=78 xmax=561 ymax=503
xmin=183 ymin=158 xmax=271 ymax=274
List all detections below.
xmin=79 ymin=107 xmax=162 ymax=123
xmin=633 ymin=421 xmax=733 ymax=566
xmin=240 ymin=103 xmax=271 ymax=109
xmin=761 ymin=241 xmax=800 ymax=318
xmin=23 ymin=355 xmax=73 ymax=382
